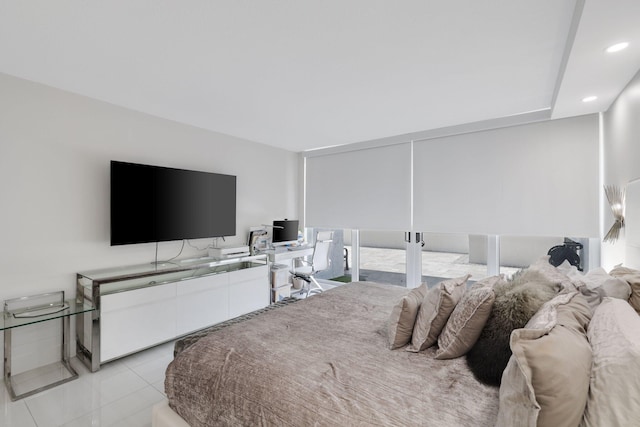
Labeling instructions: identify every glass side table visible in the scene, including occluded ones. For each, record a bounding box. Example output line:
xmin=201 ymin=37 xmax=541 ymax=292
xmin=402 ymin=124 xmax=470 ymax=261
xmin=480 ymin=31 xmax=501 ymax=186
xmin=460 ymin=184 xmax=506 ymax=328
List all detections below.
xmin=1 ymin=291 xmax=95 ymax=400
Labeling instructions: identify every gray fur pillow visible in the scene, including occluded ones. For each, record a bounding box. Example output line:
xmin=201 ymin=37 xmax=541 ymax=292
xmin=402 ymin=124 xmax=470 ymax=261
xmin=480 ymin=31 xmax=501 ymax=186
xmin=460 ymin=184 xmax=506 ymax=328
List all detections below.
xmin=466 ymin=270 xmax=562 ymax=386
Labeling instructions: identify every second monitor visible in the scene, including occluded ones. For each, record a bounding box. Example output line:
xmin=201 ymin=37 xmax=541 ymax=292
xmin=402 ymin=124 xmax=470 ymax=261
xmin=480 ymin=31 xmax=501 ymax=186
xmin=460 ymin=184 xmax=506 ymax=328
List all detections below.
xmin=272 ymin=219 xmax=299 ymax=246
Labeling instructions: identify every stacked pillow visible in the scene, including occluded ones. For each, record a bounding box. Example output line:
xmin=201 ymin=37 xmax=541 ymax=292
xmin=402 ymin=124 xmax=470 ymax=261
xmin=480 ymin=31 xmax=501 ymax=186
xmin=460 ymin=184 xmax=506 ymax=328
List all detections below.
xmin=386 ymin=260 xmax=640 ymax=427
xmin=388 ymin=274 xmax=505 ymax=356
xmin=609 ymin=265 xmax=640 ymax=313
xmin=465 ymin=269 xmax=562 ymax=386
xmin=407 ymin=275 xmax=470 ymax=352
xmin=387 ymin=282 xmax=429 ymax=349
xmin=575 ymin=267 xmax=631 ymax=300
xmin=494 ymin=266 xmax=640 ymax=427
xmin=496 ymin=292 xmax=592 ymax=427
xmin=435 ymin=275 xmax=503 ymax=359
xmin=386 ymin=258 xmax=616 ymax=362
xmin=387 ymin=275 xmax=471 ymax=351
xmin=556 ymin=261 xmax=631 ymax=301
xmin=580 ymin=297 xmax=640 ymax=426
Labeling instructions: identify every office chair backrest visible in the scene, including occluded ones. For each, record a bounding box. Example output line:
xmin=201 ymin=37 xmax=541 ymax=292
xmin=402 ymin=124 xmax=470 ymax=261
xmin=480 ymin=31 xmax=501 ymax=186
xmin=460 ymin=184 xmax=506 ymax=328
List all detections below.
xmin=312 ymin=231 xmax=334 ymax=272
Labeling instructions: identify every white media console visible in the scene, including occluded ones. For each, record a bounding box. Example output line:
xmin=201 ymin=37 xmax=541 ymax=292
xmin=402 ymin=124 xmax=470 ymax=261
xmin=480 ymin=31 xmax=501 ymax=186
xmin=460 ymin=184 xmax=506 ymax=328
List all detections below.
xmin=76 ymin=255 xmax=269 ymax=372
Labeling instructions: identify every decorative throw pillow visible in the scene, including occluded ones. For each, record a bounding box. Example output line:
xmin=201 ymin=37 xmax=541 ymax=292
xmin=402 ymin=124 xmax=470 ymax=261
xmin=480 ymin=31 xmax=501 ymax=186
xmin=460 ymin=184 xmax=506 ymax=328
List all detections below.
xmin=406 ymin=275 xmax=469 ymax=353
xmin=584 ymin=268 xmax=631 ymax=299
xmin=609 ymin=265 xmax=640 ymax=313
xmin=581 ymin=297 xmax=640 ymax=427
xmin=496 ymin=292 xmax=592 ymax=427
xmin=387 ymin=283 xmax=429 ymax=349
xmin=435 ymin=275 xmax=503 ymax=359
xmin=466 ymin=273 xmax=561 ymax=386
xmin=576 ymin=283 xmax=605 ymax=314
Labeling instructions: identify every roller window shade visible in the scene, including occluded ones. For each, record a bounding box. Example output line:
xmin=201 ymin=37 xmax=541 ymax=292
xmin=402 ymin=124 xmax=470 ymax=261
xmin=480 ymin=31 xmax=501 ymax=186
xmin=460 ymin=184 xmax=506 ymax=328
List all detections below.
xmin=412 ymin=115 xmax=600 ymax=237
xmin=305 ymin=143 xmax=411 ymax=230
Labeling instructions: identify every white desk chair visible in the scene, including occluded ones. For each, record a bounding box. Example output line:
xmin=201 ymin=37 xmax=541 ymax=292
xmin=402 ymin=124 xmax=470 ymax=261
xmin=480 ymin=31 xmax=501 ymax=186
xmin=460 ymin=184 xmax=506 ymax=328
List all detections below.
xmin=291 ymin=231 xmax=334 ymax=297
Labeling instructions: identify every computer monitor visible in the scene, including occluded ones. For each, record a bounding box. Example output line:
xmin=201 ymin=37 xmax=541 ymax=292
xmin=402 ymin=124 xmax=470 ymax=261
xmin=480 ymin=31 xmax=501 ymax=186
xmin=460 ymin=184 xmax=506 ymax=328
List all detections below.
xmin=271 ymin=219 xmax=299 ymax=246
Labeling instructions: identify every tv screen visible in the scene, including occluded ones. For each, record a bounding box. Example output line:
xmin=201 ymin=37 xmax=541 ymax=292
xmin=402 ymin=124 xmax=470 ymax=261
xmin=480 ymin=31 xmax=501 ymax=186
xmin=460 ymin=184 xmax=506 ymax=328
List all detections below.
xmin=272 ymin=219 xmax=299 ymax=245
xmin=111 ymin=161 xmax=236 ymax=245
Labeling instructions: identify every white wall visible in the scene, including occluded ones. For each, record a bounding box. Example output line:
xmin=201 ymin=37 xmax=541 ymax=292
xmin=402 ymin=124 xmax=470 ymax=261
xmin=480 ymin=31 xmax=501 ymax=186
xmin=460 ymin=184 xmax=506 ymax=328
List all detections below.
xmin=0 ymin=73 xmax=299 ymax=373
xmin=602 ymin=68 xmax=640 ymax=269
xmin=0 ymin=73 xmax=299 ymax=299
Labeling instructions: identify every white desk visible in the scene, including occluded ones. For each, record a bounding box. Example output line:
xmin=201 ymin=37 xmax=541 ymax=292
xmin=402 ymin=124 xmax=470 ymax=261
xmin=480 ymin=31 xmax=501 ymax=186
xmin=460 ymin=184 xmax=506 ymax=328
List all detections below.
xmin=265 ymin=246 xmax=314 ymax=263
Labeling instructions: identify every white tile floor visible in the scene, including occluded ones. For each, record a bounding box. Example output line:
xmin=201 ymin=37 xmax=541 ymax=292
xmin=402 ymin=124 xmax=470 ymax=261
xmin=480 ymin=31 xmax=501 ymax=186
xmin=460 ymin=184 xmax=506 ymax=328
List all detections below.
xmin=0 ymin=341 xmax=174 ymax=427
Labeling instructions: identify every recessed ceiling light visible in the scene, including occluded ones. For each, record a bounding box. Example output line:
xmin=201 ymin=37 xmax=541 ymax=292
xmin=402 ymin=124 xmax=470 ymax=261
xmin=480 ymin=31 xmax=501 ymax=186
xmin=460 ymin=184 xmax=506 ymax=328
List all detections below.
xmin=606 ymin=42 xmax=629 ymax=53
xmin=582 ymin=96 xmax=598 ymax=103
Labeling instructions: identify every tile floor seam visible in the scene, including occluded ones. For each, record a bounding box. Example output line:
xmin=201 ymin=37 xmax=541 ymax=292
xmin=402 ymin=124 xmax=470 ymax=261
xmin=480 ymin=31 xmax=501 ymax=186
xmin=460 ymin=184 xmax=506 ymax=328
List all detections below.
xmin=24 ymin=400 xmax=39 ymax=427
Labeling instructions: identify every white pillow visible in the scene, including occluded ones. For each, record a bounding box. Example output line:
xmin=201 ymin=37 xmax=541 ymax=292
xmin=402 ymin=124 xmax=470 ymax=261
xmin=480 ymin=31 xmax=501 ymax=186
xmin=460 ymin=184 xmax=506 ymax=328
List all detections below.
xmin=609 ymin=265 xmax=640 ymax=314
xmin=497 ymin=293 xmax=592 ymax=427
xmin=581 ymin=298 xmax=640 ymax=426
xmin=581 ymin=268 xmax=631 ymax=300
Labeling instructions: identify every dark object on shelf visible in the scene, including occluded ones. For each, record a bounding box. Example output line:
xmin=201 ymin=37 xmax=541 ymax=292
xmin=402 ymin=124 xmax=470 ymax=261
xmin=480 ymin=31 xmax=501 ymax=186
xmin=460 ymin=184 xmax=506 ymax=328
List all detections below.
xmin=547 ymin=238 xmax=583 ymax=271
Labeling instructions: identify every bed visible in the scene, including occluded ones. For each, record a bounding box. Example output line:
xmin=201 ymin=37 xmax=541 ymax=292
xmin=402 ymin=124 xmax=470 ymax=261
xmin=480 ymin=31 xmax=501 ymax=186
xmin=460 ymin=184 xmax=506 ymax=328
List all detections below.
xmin=158 ymin=282 xmax=499 ymax=426
xmin=155 ymin=265 xmax=640 ymax=427
xmin=155 ymin=183 xmax=640 ymax=427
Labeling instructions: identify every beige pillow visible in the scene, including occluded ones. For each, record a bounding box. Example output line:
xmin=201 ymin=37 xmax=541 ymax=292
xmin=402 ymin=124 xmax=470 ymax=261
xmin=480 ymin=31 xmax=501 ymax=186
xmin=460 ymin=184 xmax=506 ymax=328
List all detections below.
xmin=581 ymin=297 xmax=640 ymax=427
xmin=406 ymin=275 xmax=469 ymax=352
xmin=496 ymin=292 xmax=592 ymax=427
xmin=387 ymin=283 xmax=428 ymax=349
xmin=435 ymin=275 xmax=503 ymax=359
xmin=609 ymin=265 xmax=640 ymax=313
xmin=581 ymin=267 xmax=631 ymax=300
xmin=576 ymin=283 xmax=605 ymax=314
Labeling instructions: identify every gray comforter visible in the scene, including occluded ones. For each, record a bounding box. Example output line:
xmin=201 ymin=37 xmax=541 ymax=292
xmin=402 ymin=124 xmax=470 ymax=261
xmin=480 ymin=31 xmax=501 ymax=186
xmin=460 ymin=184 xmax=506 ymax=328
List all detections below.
xmin=165 ymin=281 xmax=499 ymax=426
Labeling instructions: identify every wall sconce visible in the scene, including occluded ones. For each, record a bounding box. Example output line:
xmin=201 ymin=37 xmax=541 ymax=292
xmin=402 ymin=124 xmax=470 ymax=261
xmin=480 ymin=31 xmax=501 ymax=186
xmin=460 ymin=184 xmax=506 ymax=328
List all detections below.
xmin=604 ymin=185 xmax=625 ymax=243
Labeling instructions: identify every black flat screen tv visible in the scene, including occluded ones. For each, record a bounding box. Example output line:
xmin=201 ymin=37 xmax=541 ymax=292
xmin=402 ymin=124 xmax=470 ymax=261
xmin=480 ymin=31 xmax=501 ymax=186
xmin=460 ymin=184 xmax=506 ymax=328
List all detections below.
xmin=110 ymin=161 xmax=236 ymax=246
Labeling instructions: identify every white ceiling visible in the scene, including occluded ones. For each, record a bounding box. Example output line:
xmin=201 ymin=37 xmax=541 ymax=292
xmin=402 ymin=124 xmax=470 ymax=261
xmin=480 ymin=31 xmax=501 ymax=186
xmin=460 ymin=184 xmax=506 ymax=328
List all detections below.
xmin=1 ymin=1 xmax=640 ymax=153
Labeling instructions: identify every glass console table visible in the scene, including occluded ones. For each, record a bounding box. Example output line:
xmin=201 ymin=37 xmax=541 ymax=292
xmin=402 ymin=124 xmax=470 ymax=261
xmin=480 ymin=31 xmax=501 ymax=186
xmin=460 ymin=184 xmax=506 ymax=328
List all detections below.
xmin=1 ymin=291 xmax=95 ymax=400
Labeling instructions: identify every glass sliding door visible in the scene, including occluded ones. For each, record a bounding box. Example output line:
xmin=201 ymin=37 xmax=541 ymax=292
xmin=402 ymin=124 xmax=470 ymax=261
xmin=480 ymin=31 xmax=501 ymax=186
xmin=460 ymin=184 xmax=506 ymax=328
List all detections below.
xmin=341 ymin=230 xmax=572 ymax=287
xmin=421 ymin=233 xmax=488 ymax=285
xmin=344 ymin=229 xmax=407 ymax=286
